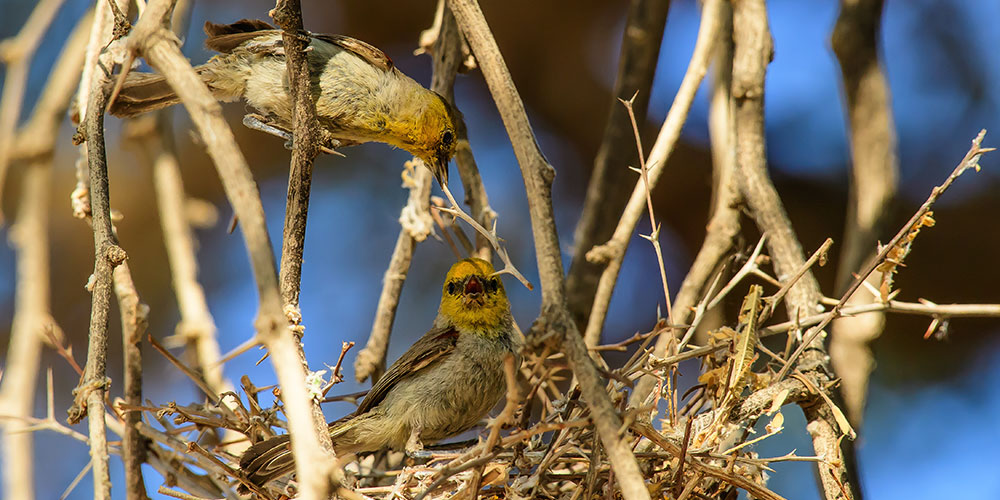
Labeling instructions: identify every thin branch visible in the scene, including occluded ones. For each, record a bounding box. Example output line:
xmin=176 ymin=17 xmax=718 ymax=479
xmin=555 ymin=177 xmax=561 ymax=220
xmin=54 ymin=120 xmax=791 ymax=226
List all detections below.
xmin=72 ymin=0 xmax=129 ymax=222
xmin=68 ymin=36 xmax=125 ymax=500
xmin=0 ymin=0 xmax=65 ymax=216
xmin=630 ymin=8 xmax=740 ymax=403
xmin=126 ymin=2 xmax=339 ymax=499
xmin=273 ymin=0 xmax=318 ymax=319
xmin=437 ymin=185 xmax=531 ymax=289
xmin=422 ymin=1 xmax=496 ymax=259
xmin=778 ymin=130 xmax=993 ymax=380
xmin=447 ymin=1 xmax=650 ymax=498
xmin=583 ymin=0 xmax=724 ymax=346
xmin=566 ymin=0 xmax=670 ymax=326
xmin=112 ymin=263 xmax=151 ymax=500
xmin=269 ymin=1 xmax=342 ymax=493
xmin=765 ymin=238 xmax=834 ymax=319
xmin=0 ymin=156 xmax=52 ymax=500
xmin=136 ymin=113 xmax=231 ymax=396
xmin=622 ymin=94 xmax=673 ymax=318
xmin=829 ymin=0 xmax=897 ymax=426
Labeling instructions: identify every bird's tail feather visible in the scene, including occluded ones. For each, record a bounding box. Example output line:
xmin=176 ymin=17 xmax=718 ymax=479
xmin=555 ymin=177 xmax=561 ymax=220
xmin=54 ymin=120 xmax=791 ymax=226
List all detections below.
xmin=238 ymin=434 xmax=296 ymax=492
xmin=107 ymin=72 xmax=182 ymax=117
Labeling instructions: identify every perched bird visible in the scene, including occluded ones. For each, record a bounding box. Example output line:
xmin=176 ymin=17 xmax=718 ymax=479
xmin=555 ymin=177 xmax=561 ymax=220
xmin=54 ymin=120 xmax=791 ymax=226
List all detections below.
xmin=109 ymin=19 xmax=459 ymax=185
xmin=239 ymin=258 xmax=520 ymax=489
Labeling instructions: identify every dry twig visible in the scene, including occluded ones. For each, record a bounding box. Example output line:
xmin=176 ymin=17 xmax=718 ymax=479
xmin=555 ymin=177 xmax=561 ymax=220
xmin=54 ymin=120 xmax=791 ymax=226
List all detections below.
xmin=124 ymin=1 xmax=340 ymax=498
xmin=566 ymin=0 xmax=670 ymax=326
xmin=447 ymin=0 xmax=650 ymax=497
xmin=583 ymin=0 xmax=725 ymax=347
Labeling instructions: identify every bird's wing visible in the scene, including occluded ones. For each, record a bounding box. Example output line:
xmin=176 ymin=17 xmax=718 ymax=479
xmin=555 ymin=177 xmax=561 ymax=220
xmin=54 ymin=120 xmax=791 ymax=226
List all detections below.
xmin=354 ymin=326 xmax=458 ymax=415
xmin=202 ymin=20 xmax=394 ymax=72
xmin=312 ymin=34 xmax=395 ymax=71
xmin=204 ymin=19 xmax=277 ymax=53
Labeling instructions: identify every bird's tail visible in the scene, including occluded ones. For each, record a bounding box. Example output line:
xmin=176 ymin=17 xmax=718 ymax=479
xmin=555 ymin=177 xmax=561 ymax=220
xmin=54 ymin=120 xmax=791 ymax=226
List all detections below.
xmin=238 ymin=434 xmax=296 ymax=493
xmin=108 ymin=65 xmax=234 ymax=117
xmin=107 ymin=72 xmax=183 ymax=118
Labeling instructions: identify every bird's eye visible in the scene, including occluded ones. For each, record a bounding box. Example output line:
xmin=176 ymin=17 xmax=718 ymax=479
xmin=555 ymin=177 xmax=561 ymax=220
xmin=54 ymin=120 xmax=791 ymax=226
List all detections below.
xmin=447 ymin=282 xmax=457 ymax=295
xmin=442 ymin=130 xmax=454 ymax=146
xmin=488 ymin=278 xmax=500 ymax=292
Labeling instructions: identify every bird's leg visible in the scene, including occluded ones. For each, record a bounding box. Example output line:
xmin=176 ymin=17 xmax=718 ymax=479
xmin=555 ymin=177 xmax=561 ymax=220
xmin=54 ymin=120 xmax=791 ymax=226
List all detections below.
xmin=242 ymin=113 xmax=346 ymax=156
xmin=243 ymin=113 xmax=293 ymax=143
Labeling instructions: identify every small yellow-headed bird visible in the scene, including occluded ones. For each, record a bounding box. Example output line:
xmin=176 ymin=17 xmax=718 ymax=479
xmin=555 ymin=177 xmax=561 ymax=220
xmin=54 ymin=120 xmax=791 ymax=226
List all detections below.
xmin=109 ymin=19 xmax=459 ymax=185
xmin=239 ymin=258 xmax=520 ymax=488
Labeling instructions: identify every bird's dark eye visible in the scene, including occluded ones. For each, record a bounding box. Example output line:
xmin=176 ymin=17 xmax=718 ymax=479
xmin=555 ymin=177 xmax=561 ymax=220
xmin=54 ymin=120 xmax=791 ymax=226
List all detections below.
xmin=442 ymin=130 xmax=454 ymax=146
xmin=488 ymin=278 xmax=500 ymax=292
xmin=447 ymin=282 xmax=457 ymax=295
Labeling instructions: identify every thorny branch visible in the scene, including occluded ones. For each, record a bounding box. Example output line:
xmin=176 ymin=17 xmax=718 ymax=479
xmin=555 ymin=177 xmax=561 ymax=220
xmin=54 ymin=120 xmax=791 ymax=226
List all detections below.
xmin=583 ymin=0 xmax=724 ymax=347
xmin=448 ymin=1 xmax=650 ymax=498
xmin=125 ymin=1 xmax=340 ymax=499
xmin=270 ymin=0 xmax=344 ymax=494
xmin=631 ymin=5 xmax=741 ymax=405
xmin=779 ymin=130 xmax=993 ymax=379
xmin=566 ymin=0 xmax=670 ymax=327
xmin=829 ymin=0 xmax=898 ymax=426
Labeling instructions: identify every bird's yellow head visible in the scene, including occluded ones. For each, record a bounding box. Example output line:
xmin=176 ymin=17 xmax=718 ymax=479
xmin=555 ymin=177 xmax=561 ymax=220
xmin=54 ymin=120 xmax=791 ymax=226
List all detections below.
xmin=389 ymin=91 xmax=459 ymax=187
xmin=439 ymin=258 xmax=510 ymax=333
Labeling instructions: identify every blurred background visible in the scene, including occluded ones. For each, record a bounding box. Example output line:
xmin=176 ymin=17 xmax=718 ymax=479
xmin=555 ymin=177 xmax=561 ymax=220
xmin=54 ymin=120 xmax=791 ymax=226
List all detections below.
xmin=1 ymin=0 xmax=999 ymax=498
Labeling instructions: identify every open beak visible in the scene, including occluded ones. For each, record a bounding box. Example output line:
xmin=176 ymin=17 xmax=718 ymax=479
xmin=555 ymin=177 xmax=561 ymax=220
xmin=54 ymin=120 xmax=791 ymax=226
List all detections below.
xmin=464 ymin=276 xmax=483 ymax=296
xmin=463 ymin=276 xmax=484 ymax=305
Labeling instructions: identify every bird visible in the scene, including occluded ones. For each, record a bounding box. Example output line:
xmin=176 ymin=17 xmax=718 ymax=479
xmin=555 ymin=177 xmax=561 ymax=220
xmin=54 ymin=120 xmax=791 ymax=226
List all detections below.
xmin=239 ymin=258 xmax=520 ymax=489
xmin=108 ymin=19 xmax=459 ymax=185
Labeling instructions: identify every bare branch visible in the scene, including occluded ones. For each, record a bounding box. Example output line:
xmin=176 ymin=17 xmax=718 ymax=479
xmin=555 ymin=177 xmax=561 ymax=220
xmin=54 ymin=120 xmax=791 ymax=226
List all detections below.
xmin=779 ymin=130 xmax=993 ymax=379
xmin=125 ymin=1 xmax=340 ymax=498
xmin=829 ymin=0 xmax=897 ymax=426
xmin=583 ymin=0 xmax=724 ymax=346
xmin=425 ymin=2 xmax=496 ymax=259
xmin=0 ymin=0 xmax=65 ymax=216
xmin=447 ymin=1 xmax=651 ymax=498
xmin=269 ymin=1 xmax=343 ymax=493
xmin=566 ymin=0 xmax=670 ymax=326
xmin=0 ymin=158 xmax=52 ymax=500
xmin=112 ymin=263 xmax=150 ymax=500
xmin=68 ymin=27 xmax=125 ymax=500
xmin=730 ymin=1 xmax=859 ymax=497
xmin=631 ymin=8 xmax=740 ymax=403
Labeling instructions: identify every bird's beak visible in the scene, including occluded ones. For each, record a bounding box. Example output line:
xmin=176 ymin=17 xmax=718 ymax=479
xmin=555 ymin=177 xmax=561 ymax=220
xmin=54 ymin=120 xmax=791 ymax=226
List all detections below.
xmin=464 ymin=276 xmax=483 ymax=297
xmin=431 ymin=152 xmax=450 ymax=187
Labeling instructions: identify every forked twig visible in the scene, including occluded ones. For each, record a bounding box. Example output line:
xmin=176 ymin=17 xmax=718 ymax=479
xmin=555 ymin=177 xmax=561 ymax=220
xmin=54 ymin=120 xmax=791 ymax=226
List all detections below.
xmin=778 ymin=130 xmax=993 ymax=380
xmin=437 ymin=183 xmax=533 ymax=289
